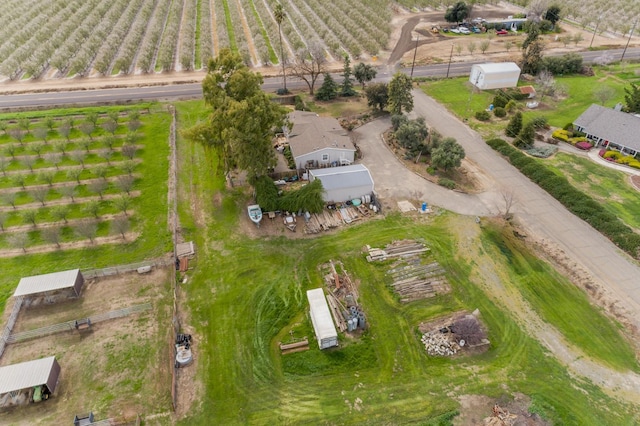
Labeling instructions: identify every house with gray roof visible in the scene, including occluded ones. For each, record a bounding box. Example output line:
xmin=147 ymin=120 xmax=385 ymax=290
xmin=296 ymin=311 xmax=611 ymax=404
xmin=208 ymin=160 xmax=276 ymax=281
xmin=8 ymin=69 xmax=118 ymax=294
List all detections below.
xmin=287 ymin=111 xmax=355 ymax=170
xmin=573 ymin=104 xmax=640 ymax=158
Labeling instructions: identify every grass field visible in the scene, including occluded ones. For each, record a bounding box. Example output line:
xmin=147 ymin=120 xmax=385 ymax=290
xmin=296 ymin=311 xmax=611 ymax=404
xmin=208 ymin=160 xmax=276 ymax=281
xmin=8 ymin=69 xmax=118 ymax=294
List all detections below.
xmin=173 ymin=100 xmax=640 ymax=425
xmin=544 ymin=152 xmax=640 ymax=231
xmin=422 ymin=64 xmax=640 ymax=132
xmin=0 ymin=104 xmax=171 ymax=316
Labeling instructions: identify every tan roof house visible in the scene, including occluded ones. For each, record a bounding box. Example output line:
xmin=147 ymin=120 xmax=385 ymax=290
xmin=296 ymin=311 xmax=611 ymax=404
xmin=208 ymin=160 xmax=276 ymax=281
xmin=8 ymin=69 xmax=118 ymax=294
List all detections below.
xmin=287 ymin=111 xmax=355 ymax=170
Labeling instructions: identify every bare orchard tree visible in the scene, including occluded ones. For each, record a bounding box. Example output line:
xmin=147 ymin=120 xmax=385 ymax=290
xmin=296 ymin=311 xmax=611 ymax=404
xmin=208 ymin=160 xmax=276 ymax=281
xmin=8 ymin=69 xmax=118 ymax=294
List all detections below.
xmin=44 ymin=152 xmax=62 ymax=169
xmin=289 ymin=41 xmax=327 ymax=95
xmin=42 ymin=226 xmax=62 ymax=248
xmin=526 ymin=0 xmax=548 ymax=23
xmin=0 ymin=211 xmax=7 ymax=231
xmin=59 ymin=184 xmax=77 ymax=202
xmin=8 ymin=232 xmax=29 ymax=252
xmin=111 ymin=215 xmax=130 ymax=239
xmin=88 ymin=179 xmax=109 ymax=199
xmin=115 ymin=175 xmax=135 ymax=194
xmin=536 ymin=70 xmax=557 ymax=100
xmin=3 ymin=192 xmax=18 ymax=209
xmin=31 ymin=187 xmax=49 ymax=206
xmin=75 ymin=219 xmax=98 ymax=243
xmin=113 ymin=194 xmax=132 ymax=215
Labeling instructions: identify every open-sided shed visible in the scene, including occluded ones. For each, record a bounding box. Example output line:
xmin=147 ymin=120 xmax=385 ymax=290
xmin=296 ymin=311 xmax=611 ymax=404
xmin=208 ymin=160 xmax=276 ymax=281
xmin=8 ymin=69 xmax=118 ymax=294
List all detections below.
xmin=309 ymin=164 xmax=374 ymax=203
xmin=307 ymin=288 xmax=338 ymax=350
xmin=14 ymin=269 xmax=84 ymax=299
xmin=0 ymin=356 xmax=60 ymax=407
xmin=469 ymin=62 xmax=521 ymax=90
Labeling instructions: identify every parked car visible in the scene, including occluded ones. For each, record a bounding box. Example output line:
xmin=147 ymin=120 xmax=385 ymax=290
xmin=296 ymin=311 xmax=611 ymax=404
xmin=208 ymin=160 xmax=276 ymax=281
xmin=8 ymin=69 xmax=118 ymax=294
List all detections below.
xmin=450 ymin=27 xmax=461 ymax=34
xmin=496 ymin=29 xmax=509 ymax=35
xmin=471 ymin=26 xmax=482 ymax=33
xmin=458 ymin=27 xmax=471 ymax=34
xmin=472 ymin=17 xmax=485 ymax=23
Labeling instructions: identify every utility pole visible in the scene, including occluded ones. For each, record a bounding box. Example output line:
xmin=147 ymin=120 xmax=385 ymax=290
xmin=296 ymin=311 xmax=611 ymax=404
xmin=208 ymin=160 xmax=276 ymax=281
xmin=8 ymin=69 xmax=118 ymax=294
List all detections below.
xmin=621 ymin=20 xmax=637 ymax=62
xmin=446 ymin=44 xmax=454 ymax=78
xmin=410 ymin=33 xmax=420 ymax=79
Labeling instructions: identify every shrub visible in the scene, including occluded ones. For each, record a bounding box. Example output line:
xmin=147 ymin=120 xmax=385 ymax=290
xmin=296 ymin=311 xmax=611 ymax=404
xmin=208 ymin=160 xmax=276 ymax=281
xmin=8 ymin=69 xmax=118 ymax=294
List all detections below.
xmin=492 ymin=93 xmax=508 ymax=108
xmin=438 ymin=178 xmax=456 ymax=189
xmin=603 ymin=150 xmax=622 ymax=160
xmin=598 ymin=149 xmax=607 ymax=157
xmin=563 ymin=122 xmax=574 ymax=131
xmin=541 ymin=53 xmax=583 ymax=75
xmin=503 ymin=88 xmax=528 ymax=101
xmin=575 ymin=141 xmax=593 ymax=150
xmin=618 ymin=155 xmax=635 ymax=165
xmin=493 ymin=107 xmax=507 ymax=117
xmin=628 ymin=160 xmax=640 ymax=169
xmin=505 ymin=100 xmax=517 ymax=112
xmin=530 ymin=116 xmax=549 ymax=130
xmin=505 ymin=112 xmax=523 ymax=137
xmin=568 ymin=137 xmax=587 ymax=146
xmin=475 ymin=110 xmax=491 ymax=121
xmin=294 ymin=96 xmax=306 ymax=111
xmin=552 ymin=129 xmax=571 ymax=141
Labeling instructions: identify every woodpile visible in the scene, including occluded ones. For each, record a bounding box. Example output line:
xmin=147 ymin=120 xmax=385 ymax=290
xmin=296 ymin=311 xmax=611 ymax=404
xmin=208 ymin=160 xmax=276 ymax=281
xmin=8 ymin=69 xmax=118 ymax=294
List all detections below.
xmin=321 ymin=260 xmax=365 ymax=333
xmin=365 ymin=239 xmax=430 ymax=262
xmin=304 ymin=205 xmax=372 ymax=234
xmin=387 ymin=261 xmax=449 ymax=302
xmin=279 ymin=338 xmax=309 ymax=355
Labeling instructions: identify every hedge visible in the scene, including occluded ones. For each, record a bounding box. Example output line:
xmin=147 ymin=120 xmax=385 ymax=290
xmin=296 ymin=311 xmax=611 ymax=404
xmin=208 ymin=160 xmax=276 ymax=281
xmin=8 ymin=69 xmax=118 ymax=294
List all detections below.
xmin=486 ymin=138 xmax=640 ymax=258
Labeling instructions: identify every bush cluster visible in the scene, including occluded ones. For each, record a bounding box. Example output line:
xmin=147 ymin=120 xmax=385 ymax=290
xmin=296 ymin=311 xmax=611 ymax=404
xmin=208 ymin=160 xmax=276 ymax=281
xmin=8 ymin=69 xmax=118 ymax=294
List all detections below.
xmin=541 ymin=53 xmax=583 ymax=75
xmin=493 ymin=107 xmax=507 ymax=118
xmin=552 ymin=129 xmax=587 ymax=146
xmin=438 ymin=178 xmax=456 ymax=189
xmin=601 ymin=150 xmax=640 ymax=169
xmin=486 ymin=138 xmax=640 ymax=258
xmin=475 ymin=110 xmax=491 ymax=121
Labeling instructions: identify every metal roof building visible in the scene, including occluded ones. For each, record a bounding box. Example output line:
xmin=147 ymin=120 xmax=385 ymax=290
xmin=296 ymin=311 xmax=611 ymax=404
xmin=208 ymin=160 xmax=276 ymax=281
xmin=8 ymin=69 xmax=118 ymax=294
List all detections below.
xmin=307 ymin=288 xmax=338 ymax=350
xmin=0 ymin=356 xmax=60 ymax=395
xmin=469 ymin=62 xmax=521 ymax=90
xmin=14 ymin=269 xmax=84 ymax=298
xmin=309 ymin=164 xmax=374 ymax=203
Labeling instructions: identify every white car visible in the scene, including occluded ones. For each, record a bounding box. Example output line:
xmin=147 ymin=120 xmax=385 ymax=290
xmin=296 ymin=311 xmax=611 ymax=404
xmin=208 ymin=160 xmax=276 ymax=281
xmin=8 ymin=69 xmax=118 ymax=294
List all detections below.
xmin=450 ymin=27 xmax=461 ymax=34
xmin=472 ymin=17 xmax=485 ymax=23
xmin=458 ymin=27 xmax=471 ymax=34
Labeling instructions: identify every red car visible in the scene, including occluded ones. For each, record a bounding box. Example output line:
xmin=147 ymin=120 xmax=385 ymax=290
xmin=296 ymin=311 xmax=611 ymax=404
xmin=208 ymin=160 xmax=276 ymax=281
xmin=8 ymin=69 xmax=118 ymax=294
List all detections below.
xmin=496 ymin=29 xmax=509 ymax=36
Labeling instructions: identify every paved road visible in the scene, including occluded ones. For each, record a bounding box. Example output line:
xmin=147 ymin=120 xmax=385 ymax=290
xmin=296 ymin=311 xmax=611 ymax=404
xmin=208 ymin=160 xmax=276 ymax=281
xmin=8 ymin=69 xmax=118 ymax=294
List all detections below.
xmin=1 ymin=48 xmax=639 ymax=110
xmin=356 ymin=90 xmax=640 ymax=331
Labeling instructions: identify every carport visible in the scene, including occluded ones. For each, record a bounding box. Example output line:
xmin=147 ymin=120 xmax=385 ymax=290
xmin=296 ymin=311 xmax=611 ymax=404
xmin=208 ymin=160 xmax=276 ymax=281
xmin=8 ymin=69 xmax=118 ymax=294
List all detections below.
xmin=14 ymin=269 xmax=84 ymax=300
xmin=0 ymin=356 xmax=60 ymax=407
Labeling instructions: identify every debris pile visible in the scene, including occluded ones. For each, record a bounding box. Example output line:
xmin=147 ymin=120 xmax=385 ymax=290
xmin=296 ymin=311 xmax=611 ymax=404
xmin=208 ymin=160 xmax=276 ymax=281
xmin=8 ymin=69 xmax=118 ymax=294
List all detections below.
xmin=321 ymin=260 xmax=366 ymax=333
xmin=175 ymin=334 xmax=193 ymax=368
xmin=420 ymin=331 xmax=460 ymax=356
xmin=279 ymin=338 xmax=309 ymax=355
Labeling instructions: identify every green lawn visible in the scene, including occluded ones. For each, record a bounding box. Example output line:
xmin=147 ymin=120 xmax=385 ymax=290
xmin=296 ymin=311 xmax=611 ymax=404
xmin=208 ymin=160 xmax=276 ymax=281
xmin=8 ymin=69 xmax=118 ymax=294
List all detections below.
xmin=422 ymin=64 xmax=640 ymax=132
xmin=544 ymin=152 xmax=640 ymax=231
xmin=173 ymin=100 xmax=640 ymax=425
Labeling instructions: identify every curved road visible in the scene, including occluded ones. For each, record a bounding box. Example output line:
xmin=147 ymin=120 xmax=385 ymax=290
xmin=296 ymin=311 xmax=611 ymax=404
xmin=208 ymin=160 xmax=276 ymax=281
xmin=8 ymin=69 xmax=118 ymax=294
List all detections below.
xmin=356 ymin=90 xmax=640 ymax=335
xmin=1 ymin=48 xmax=639 ymax=110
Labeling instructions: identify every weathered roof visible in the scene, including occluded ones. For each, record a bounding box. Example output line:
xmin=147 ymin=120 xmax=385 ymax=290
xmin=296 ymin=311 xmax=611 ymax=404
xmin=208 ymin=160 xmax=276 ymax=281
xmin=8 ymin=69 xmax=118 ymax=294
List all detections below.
xmin=472 ymin=62 xmax=521 ymax=74
xmin=519 ymin=85 xmax=536 ymax=94
xmin=310 ymin=164 xmax=374 ymax=191
xmin=0 ymin=356 xmax=59 ymax=394
xmin=574 ymin=104 xmax=640 ymax=151
xmin=14 ymin=269 xmax=81 ymax=297
xmin=287 ymin=111 xmax=354 ymax=158
xmin=307 ymin=288 xmax=337 ymax=341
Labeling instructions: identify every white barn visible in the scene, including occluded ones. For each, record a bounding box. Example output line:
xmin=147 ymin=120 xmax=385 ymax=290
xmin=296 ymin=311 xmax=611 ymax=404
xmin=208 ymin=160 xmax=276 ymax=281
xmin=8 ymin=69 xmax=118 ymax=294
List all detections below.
xmin=307 ymin=288 xmax=338 ymax=350
xmin=469 ymin=62 xmax=521 ymax=90
xmin=287 ymin=111 xmax=355 ymax=170
xmin=309 ymin=164 xmax=374 ymax=203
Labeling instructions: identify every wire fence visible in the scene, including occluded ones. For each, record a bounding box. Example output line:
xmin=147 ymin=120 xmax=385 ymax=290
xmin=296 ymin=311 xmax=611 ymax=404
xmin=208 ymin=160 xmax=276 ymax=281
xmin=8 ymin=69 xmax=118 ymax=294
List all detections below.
xmin=0 ymin=296 xmax=23 ymax=359
xmin=6 ymin=303 xmax=152 ymax=344
xmin=82 ymin=258 xmax=173 ymax=279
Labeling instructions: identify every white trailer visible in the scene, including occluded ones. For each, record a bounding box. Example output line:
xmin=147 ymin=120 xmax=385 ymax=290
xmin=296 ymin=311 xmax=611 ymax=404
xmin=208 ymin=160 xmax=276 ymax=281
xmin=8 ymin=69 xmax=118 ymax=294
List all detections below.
xmin=469 ymin=62 xmax=521 ymax=90
xmin=307 ymin=288 xmax=338 ymax=349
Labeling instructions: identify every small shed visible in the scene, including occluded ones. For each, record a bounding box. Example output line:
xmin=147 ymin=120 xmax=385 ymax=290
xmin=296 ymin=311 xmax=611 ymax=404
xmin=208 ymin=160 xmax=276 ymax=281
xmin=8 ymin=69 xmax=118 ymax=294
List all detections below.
xmin=309 ymin=164 xmax=374 ymax=203
xmin=307 ymin=288 xmax=338 ymax=350
xmin=0 ymin=356 xmax=60 ymax=407
xmin=469 ymin=62 xmax=521 ymax=90
xmin=14 ymin=269 xmax=84 ymax=300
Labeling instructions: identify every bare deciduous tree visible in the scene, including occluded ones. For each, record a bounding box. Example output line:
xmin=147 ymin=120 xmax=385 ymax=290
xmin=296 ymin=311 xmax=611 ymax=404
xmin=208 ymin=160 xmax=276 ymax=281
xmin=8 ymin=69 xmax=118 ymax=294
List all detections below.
xmin=83 ymin=199 xmax=101 ymax=218
xmin=8 ymin=233 xmax=29 ymax=252
xmin=498 ymin=189 xmax=516 ymax=219
xmin=44 ymin=152 xmax=62 ymax=169
xmin=67 ymin=168 xmax=83 ymax=184
xmin=111 ymin=215 xmax=130 ymax=239
xmin=113 ymin=194 xmax=132 ymax=215
xmin=594 ymin=86 xmax=616 ymax=105
xmin=22 ymin=209 xmax=38 ymax=227
xmin=75 ymin=219 xmax=98 ymax=243
xmin=42 ymin=226 xmax=62 ymax=248
xmin=121 ymin=144 xmax=137 ymax=160
xmin=289 ymin=41 xmax=327 ymax=95
xmin=70 ymin=151 xmax=87 ymax=168
xmin=116 ymin=175 xmax=135 ymax=194
xmin=78 ymin=121 xmax=95 ymax=139
xmin=59 ymin=184 xmax=77 ymax=202
xmin=33 ymin=127 xmax=49 ymax=143
xmin=31 ymin=187 xmax=49 ymax=206
xmin=450 ymin=315 xmax=487 ymax=345
xmin=88 ymin=179 xmax=109 ymax=199
xmin=0 ymin=211 xmax=7 ymax=231
xmin=21 ymin=156 xmax=37 ymax=172
xmin=3 ymin=192 xmax=17 ymax=209
xmin=51 ymin=205 xmax=70 ymax=223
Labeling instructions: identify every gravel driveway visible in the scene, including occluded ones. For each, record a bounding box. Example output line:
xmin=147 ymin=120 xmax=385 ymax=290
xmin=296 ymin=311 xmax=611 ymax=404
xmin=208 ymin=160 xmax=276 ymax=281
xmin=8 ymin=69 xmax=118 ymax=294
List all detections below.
xmin=354 ymin=89 xmax=640 ymax=333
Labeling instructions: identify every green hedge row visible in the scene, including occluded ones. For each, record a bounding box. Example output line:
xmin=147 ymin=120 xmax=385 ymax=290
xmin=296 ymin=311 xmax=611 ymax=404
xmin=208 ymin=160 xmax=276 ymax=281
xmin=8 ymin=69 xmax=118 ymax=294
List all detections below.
xmin=486 ymin=138 xmax=640 ymax=258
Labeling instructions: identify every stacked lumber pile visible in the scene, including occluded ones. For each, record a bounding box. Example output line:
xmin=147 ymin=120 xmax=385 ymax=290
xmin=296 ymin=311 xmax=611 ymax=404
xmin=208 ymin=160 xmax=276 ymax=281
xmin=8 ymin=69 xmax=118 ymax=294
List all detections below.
xmin=304 ymin=206 xmax=362 ymax=234
xmin=388 ymin=261 xmax=449 ymax=302
xmin=366 ymin=239 xmax=430 ymax=262
xmin=279 ymin=338 xmax=309 ymax=355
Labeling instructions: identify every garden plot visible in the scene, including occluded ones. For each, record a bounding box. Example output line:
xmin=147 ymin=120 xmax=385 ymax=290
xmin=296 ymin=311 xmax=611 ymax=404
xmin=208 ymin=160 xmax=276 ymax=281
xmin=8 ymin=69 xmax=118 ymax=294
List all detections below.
xmin=0 ymin=268 xmax=172 ymax=424
xmin=0 ymin=110 xmax=149 ymax=254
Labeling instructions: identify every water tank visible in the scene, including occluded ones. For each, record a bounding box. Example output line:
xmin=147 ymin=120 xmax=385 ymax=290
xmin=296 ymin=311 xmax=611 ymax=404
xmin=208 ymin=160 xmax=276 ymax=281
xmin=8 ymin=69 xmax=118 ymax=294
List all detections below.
xmin=358 ymin=312 xmax=366 ymax=328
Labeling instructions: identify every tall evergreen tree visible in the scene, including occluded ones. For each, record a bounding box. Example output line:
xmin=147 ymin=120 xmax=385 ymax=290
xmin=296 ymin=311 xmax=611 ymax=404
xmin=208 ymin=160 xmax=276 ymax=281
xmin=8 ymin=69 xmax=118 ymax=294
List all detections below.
xmin=505 ymin=112 xmax=523 ymax=137
xmin=315 ymin=73 xmax=339 ymax=101
xmin=624 ymin=83 xmax=640 ymax=113
xmin=341 ymin=56 xmax=356 ymax=97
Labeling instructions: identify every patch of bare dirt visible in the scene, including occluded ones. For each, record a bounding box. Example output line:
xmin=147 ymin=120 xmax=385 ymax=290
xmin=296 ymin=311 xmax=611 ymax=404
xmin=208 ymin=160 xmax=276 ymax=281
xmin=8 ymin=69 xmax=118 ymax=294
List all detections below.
xmin=630 ymin=175 xmax=640 ymax=192
xmin=455 ymin=393 xmax=549 ymax=426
